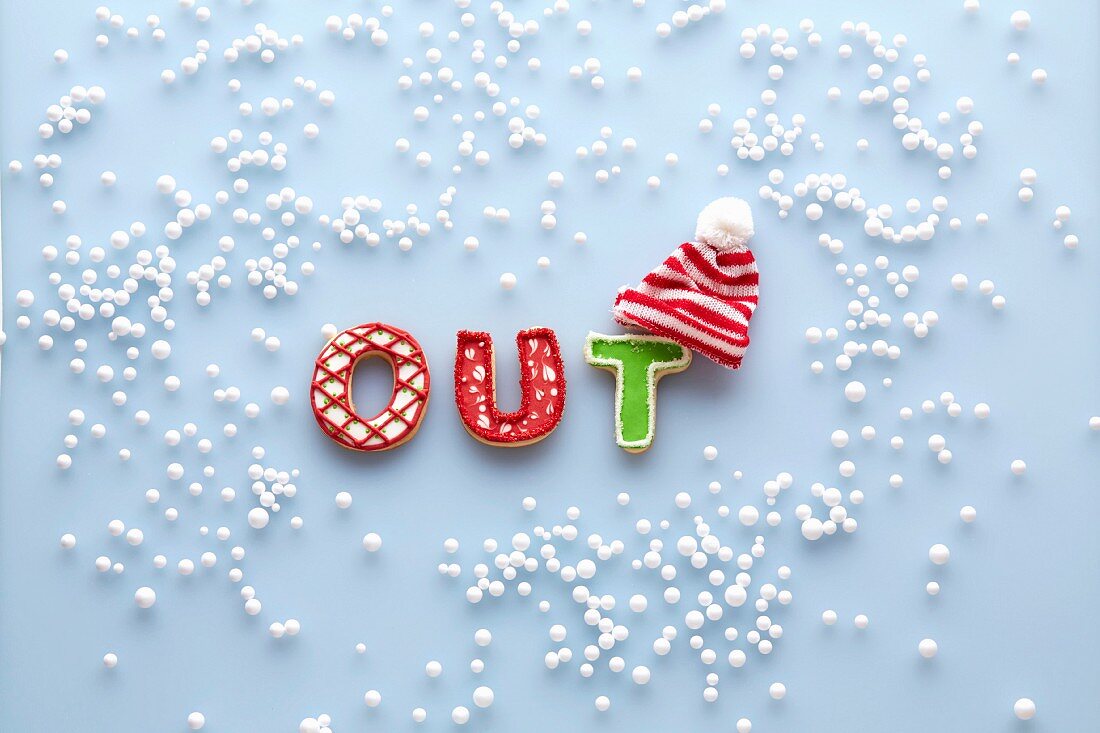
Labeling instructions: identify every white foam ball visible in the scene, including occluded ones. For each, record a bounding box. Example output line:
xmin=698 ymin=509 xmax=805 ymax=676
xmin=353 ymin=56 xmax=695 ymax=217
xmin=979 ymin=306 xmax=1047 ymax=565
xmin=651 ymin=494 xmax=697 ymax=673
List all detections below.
xmin=134 ymin=586 xmax=157 ymax=608
xmin=1014 ymin=698 xmax=1036 ymax=720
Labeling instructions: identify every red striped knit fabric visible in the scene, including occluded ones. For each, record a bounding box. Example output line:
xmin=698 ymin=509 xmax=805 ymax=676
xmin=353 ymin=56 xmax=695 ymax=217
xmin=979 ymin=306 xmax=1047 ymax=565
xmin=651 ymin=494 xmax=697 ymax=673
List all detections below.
xmin=611 ymin=241 xmax=759 ymax=369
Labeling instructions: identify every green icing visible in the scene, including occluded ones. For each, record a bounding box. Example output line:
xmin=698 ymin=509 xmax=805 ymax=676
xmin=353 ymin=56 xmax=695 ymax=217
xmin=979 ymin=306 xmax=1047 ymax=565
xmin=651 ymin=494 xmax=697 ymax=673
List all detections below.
xmin=585 ymin=333 xmax=691 ymax=449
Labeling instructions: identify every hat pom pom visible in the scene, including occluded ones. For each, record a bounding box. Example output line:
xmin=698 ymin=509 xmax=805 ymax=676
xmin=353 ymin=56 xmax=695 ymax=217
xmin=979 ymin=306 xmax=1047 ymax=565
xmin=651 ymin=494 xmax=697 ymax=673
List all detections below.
xmin=695 ymin=197 xmax=754 ymax=251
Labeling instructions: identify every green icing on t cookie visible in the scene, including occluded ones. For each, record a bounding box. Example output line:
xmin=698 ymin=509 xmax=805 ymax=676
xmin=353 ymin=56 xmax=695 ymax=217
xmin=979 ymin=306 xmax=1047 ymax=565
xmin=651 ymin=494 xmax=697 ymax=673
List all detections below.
xmin=584 ymin=332 xmax=692 ymax=453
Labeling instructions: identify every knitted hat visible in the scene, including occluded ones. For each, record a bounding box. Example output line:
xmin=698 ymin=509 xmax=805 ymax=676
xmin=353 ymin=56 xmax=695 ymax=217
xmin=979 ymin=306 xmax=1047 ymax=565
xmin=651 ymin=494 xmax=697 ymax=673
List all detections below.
xmin=611 ymin=197 xmax=760 ymax=370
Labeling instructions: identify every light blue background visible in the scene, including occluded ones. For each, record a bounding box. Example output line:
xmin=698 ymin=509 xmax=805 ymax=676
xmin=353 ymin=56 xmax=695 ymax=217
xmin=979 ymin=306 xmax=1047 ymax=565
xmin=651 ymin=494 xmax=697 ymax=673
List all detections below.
xmin=2 ymin=1 xmax=1098 ymax=731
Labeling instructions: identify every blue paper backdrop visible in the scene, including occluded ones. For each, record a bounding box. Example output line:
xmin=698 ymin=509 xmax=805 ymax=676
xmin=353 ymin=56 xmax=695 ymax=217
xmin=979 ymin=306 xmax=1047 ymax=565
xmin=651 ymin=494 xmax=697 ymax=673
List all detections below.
xmin=1 ymin=1 xmax=1097 ymax=731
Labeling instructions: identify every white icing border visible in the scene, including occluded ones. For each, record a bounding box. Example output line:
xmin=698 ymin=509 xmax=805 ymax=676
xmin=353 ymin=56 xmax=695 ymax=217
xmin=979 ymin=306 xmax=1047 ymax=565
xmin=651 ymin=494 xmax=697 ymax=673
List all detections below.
xmin=584 ymin=331 xmax=692 ymax=451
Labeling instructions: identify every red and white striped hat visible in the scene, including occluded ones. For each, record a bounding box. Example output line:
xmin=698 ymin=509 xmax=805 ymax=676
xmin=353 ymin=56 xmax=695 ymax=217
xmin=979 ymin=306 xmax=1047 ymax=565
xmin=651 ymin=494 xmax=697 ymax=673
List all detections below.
xmin=611 ymin=197 xmax=760 ymax=370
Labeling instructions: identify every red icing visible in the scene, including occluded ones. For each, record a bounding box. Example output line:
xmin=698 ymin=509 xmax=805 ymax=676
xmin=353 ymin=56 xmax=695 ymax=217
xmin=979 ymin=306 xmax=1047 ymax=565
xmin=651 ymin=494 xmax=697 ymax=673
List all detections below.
xmin=311 ymin=323 xmax=431 ymax=451
xmin=454 ymin=327 xmax=566 ymax=445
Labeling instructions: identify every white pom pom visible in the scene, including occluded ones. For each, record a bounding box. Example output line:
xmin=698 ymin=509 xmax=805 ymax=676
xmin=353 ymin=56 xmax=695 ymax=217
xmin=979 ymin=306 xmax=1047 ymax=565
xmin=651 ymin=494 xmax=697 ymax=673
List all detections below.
xmin=695 ymin=197 xmax=754 ymax=251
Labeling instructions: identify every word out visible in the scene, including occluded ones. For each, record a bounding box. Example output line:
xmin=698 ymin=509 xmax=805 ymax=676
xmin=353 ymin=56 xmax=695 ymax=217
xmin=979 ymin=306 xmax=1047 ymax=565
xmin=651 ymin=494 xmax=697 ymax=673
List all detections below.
xmin=309 ymin=322 xmax=692 ymax=453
